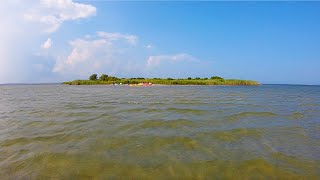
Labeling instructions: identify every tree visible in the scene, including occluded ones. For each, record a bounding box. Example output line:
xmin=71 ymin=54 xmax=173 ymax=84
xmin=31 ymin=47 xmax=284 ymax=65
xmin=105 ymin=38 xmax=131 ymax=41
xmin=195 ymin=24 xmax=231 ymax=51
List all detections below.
xmin=89 ymin=74 xmax=97 ymax=80
xmin=187 ymin=77 xmax=192 ymax=80
xmin=99 ymin=74 xmax=108 ymax=81
xmin=211 ymin=76 xmax=224 ymax=80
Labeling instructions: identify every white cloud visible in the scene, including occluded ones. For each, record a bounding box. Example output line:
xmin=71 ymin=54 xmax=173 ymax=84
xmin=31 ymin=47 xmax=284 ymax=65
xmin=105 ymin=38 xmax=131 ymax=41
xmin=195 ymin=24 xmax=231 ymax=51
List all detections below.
xmin=145 ymin=44 xmax=153 ymax=49
xmin=53 ymin=32 xmax=140 ymax=77
xmin=144 ymin=53 xmax=213 ymax=78
xmin=146 ymin=53 xmax=197 ymax=67
xmin=0 ymin=0 xmax=97 ymax=83
xmin=41 ymin=38 xmax=52 ymax=49
xmin=0 ymin=1 xmax=211 ymax=83
xmin=97 ymin=31 xmax=138 ymax=45
xmin=24 ymin=0 xmax=96 ymax=33
xmin=52 ymin=31 xmax=210 ymax=80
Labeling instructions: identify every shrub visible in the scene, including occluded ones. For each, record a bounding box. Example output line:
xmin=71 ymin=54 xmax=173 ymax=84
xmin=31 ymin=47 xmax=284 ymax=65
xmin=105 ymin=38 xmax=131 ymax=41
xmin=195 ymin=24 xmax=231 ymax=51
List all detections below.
xmin=89 ymin=74 xmax=97 ymax=80
xmin=108 ymin=76 xmax=120 ymax=81
xmin=99 ymin=74 xmax=108 ymax=81
xmin=211 ymin=76 xmax=224 ymax=80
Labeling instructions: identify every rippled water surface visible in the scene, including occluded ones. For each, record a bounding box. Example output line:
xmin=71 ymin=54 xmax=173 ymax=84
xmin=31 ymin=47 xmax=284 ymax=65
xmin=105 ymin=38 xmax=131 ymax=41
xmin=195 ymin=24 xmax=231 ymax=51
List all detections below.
xmin=0 ymin=84 xmax=319 ymax=179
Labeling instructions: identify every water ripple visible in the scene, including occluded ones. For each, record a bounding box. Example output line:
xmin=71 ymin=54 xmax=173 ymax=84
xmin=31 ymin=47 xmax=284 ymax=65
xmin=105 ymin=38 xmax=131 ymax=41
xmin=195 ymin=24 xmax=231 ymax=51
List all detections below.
xmin=0 ymin=84 xmax=319 ymax=178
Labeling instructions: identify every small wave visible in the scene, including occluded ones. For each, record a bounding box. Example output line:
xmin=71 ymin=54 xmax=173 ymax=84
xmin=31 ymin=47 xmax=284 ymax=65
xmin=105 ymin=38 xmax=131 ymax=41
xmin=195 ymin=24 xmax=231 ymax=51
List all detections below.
xmin=116 ymin=123 xmax=136 ymax=132
xmin=270 ymin=152 xmax=320 ymax=176
xmin=117 ymin=108 xmax=166 ymax=114
xmin=300 ymin=103 xmax=319 ymax=107
xmin=64 ymin=105 xmax=100 ymax=110
xmin=64 ymin=113 xmax=111 ymax=125
xmin=137 ymin=136 xmax=199 ymax=151
xmin=117 ymin=108 xmax=149 ymax=113
xmin=63 ymin=119 xmax=93 ymax=125
xmin=23 ymin=120 xmax=44 ymax=127
xmin=92 ymin=137 xmax=132 ymax=151
xmin=166 ymin=108 xmax=208 ymax=115
xmin=289 ymin=112 xmax=305 ymax=120
xmin=171 ymin=101 xmax=208 ymax=105
xmin=148 ymin=102 xmax=168 ymax=106
xmin=145 ymin=109 xmax=165 ymax=113
xmin=0 ymin=134 xmax=85 ymax=147
xmin=196 ymin=128 xmax=262 ymax=142
xmin=138 ymin=119 xmax=196 ymax=129
xmin=225 ymin=112 xmax=278 ymax=121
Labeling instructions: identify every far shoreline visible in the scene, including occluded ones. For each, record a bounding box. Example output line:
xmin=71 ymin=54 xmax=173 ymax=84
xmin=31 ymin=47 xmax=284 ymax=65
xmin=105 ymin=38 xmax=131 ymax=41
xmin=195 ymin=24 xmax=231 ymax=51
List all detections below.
xmin=62 ymin=83 xmax=259 ymax=87
xmin=63 ymin=74 xmax=260 ymax=86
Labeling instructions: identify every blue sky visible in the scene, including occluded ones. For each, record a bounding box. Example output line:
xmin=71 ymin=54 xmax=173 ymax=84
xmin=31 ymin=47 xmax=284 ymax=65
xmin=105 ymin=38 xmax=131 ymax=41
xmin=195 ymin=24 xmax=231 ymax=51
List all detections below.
xmin=0 ymin=1 xmax=319 ymax=84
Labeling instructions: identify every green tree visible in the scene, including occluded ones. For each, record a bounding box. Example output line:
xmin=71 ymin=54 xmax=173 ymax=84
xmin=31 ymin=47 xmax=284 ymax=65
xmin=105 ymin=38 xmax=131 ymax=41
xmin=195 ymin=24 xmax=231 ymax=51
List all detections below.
xmin=211 ymin=76 xmax=224 ymax=80
xmin=99 ymin=74 xmax=108 ymax=81
xmin=187 ymin=77 xmax=192 ymax=80
xmin=89 ymin=74 xmax=97 ymax=81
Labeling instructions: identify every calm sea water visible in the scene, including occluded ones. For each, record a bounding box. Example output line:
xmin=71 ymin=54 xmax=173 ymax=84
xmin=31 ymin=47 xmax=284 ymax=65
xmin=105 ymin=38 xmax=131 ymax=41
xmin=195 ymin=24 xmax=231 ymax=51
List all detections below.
xmin=0 ymin=84 xmax=319 ymax=179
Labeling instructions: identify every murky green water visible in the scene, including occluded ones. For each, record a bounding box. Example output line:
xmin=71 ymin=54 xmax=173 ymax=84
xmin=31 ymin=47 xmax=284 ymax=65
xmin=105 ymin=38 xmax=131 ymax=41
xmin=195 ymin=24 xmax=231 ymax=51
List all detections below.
xmin=0 ymin=84 xmax=319 ymax=179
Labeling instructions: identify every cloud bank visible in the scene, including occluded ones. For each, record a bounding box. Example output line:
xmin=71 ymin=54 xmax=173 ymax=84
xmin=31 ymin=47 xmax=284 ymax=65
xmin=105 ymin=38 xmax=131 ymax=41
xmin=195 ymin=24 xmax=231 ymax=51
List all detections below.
xmin=24 ymin=0 xmax=96 ymax=33
xmin=53 ymin=32 xmax=140 ymax=78
xmin=51 ymin=31 xmax=210 ymax=80
xmin=0 ymin=0 xmax=97 ymax=83
xmin=0 ymin=0 xmax=211 ymax=83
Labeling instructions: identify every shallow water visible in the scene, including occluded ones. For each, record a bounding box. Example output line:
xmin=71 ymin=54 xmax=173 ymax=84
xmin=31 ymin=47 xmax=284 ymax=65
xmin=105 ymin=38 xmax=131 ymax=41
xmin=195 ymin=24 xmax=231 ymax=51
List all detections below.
xmin=0 ymin=84 xmax=319 ymax=179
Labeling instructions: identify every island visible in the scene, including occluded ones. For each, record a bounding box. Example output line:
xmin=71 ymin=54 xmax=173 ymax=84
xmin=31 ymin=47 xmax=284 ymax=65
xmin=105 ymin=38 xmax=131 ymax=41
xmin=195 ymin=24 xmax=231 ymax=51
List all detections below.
xmin=63 ymin=74 xmax=259 ymax=86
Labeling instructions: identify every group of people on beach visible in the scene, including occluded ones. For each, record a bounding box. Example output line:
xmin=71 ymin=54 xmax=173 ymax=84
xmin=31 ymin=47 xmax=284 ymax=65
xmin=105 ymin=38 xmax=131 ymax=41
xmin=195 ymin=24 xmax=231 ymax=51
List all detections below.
xmin=129 ymin=82 xmax=153 ymax=86
xmin=112 ymin=82 xmax=153 ymax=86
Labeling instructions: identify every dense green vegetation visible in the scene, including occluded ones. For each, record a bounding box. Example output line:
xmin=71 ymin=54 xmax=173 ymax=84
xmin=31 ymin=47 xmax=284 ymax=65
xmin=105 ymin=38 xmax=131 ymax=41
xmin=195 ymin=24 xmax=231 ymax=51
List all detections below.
xmin=211 ymin=76 xmax=224 ymax=80
xmin=63 ymin=74 xmax=259 ymax=86
xmin=89 ymin=74 xmax=97 ymax=81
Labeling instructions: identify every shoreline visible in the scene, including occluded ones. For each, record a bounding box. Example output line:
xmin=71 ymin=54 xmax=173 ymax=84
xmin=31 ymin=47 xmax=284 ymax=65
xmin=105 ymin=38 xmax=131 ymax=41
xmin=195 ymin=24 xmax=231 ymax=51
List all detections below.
xmin=63 ymin=83 xmax=260 ymax=86
xmin=63 ymin=76 xmax=260 ymax=86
